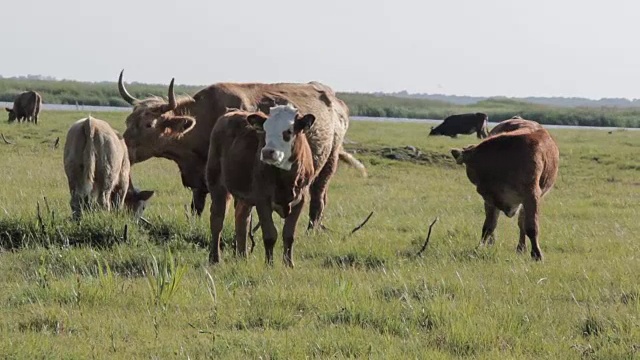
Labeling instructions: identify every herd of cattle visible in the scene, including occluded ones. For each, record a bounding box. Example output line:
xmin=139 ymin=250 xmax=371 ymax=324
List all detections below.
xmin=5 ymin=72 xmax=560 ymax=265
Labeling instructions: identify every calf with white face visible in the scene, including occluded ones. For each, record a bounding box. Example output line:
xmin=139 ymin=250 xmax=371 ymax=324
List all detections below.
xmin=253 ymin=104 xmax=315 ymax=170
xmin=237 ymin=104 xmax=316 ymax=267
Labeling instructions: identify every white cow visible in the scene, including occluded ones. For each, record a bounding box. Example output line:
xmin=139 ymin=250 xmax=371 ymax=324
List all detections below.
xmin=63 ymin=116 xmax=154 ymax=220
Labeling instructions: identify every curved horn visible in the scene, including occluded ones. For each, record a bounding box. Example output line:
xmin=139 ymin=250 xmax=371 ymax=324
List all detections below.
xmin=118 ymin=69 xmax=140 ymax=105
xmin=160 ymin=78 xmax=177 ymax=113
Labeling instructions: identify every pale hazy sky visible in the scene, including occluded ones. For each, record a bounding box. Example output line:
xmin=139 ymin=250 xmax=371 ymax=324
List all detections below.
xmin=4 ymin=0 xmax=640 ymax=99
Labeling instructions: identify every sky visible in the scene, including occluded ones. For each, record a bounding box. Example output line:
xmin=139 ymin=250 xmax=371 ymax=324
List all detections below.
xmin=3 ymin=0 xmax=640 ymax=99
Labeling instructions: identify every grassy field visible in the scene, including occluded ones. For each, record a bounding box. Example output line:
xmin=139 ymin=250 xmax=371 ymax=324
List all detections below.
xmin=0 ymin=111 xmax=638 ymax=359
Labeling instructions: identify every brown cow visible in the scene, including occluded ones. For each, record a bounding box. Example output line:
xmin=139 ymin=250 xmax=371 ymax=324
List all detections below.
xmin=206 ymin=105 xmax=316 ymax=266
xmin=117 ymin=70 xmax=365 ymax=230
xmin=6 ymin=91 xmax=42 ymax=124
xmin=489 ymin=116 xmax=543 ymax=136
xmin=450 ymin=127 xmax=559 ymax=260
xmin=63 ymin=116 xmax=155 ymax=220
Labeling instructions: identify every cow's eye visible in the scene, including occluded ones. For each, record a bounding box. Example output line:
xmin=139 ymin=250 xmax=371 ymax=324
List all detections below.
xmin=282 ymin=129 xmax=292 ymax=141
xmin=145 ymin=122 xmax=153 ymax=128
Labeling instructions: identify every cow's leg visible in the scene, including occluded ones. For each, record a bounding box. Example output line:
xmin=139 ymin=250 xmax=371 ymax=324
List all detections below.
xmin=282 ymin=197 xmax=305 ymax=268
xmin=70 ymin=191 xmax=83 ymax=221
xmin=516 ymin=208 xmax=527 ymax=253
xmin=234 ymin=199 xmax=252 ymax=259
xmin=308 ymin=151 xmax=339 ymax=231
xmin=112 ymin=172 xmax=128 ymax=212
xmin=190 ymin=188 xmax=207 ymax=216
xmin=523 ymin=194 xmax=543 ymax=261
xmin=256 ymin=201 xmax=277 ymax=266
xmin=208 ymin=187 xmax=230 ymax=264
xmin=481 ymin=201 xmax=500 ymax=246
xmin=97 ymin=190 xmax=111 ymax=212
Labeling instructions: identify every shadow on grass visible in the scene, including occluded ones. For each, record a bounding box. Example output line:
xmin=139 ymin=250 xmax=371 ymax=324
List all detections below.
xmin=0 ymin=212 xmax=233 ymax=251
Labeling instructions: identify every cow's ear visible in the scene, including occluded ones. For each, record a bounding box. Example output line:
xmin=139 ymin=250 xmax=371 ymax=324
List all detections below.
xmin=5 ymin=108 xmax=11 ymax=112
xmin=137 ymin=190 xmax=155 ymax=201
xmin=158 ymin=116 xmax=195 ymax=137
xmin=293 ymin=114 xmax=315 ymax=133
xmin=451 ymin=148 xmax=464 ymax=164
xmin=247 ymin=112 xmax=268 ymax=131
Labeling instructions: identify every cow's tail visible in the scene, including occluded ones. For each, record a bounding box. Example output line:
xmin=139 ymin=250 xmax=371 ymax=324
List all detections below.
xmin=338 ymin=147 xmax=367 ymax=177
xmin=481 ymin=114 xmax=490 ymax=138
xmin=80 ymin=116 xmax=96 ymax=198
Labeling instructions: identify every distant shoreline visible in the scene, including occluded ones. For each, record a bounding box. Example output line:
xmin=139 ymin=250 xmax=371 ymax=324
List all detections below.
xmin=3 ymin=102 xmax=637 ymax=131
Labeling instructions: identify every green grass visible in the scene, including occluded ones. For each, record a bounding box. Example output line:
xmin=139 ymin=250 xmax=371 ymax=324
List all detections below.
xmin=0 ymin=111 xmax=638 ymax=359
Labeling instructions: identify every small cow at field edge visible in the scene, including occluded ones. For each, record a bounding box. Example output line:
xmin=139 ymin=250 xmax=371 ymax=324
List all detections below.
xmin=6 ymin=91 xmax=42 ymax=124
xmin=430 ymin=112 xmax=489 ymax=139
xmin=63 ymin=116 xmax=154 ymax=220
xmin=451 ymin=127 xmax=559 ymax=260
xmin=205 ymin=105 xmax=316 ymax=267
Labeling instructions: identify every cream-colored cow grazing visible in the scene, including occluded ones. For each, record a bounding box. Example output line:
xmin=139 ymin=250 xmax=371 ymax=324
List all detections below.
xmin=63 ymin=116 xmax=154 ymax=220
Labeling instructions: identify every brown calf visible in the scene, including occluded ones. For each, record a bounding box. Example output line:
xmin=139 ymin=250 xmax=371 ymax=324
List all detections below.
xmin=205 ymin=105 xmax=315 ymax=267
xmin=451 ymin=127 xmax=559 ymax=260
xmin=63 ymin=116 xmax=154 ymax=220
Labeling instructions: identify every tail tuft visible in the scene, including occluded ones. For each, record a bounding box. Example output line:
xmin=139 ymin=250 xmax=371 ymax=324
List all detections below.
xmin=338 ymin=149 xmax=367 ymax=177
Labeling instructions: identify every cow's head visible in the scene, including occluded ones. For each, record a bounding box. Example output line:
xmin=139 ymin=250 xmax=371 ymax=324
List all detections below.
xmin=124 ymin=185 xmax=155 ymax=220
xmin=247 ymin=104 xmax=315 ymax=171
xmin=5 ymin=108 xmax=16 ymax=122
xmin=118 ymin=70 xmax=196 ymax=163
xmin=450 ymin=145 xmax=476 ymax=165
xmin=429 ymin=126 xmax=439 ymax=136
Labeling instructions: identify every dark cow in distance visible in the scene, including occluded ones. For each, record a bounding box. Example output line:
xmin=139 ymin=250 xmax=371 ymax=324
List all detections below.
xmin=117 ymin=70 xmax=366 ymax=231
xmin=6 ymin=91 xmax=42 ymax=124
xmin=430 ymin=112 xmax=489 ymax=139
xmin=206 ymin=105 xmax=315 ymax=266
xmin=451 ymin=126 xmax=559 ymax=261
xmin=490 ymin=116 xmax=543 ymax=136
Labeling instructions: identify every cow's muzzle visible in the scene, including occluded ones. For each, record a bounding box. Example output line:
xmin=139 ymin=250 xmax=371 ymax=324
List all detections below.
xmin=261 ymin=148 xmax=285 ymax=165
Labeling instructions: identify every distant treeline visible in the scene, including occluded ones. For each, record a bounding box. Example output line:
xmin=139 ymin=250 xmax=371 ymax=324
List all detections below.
xmin=341 ymin=93 xmax=640 ymax=128
xmin=3 ymin=77 xmax=640 ymax=128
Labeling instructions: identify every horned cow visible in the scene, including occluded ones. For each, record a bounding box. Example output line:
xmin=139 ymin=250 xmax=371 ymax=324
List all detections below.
xmin=63 ymin=116 xmax=154 ymax=220
xmin=206 ymin=105 xmax=315 ymax=267
xmin=6 ymin=91 xmax=42 ymax=124
xmin=451 ymin=126 xmax=559 ymax=260
xmin=118 ymin=70 xmax=365 ymax=231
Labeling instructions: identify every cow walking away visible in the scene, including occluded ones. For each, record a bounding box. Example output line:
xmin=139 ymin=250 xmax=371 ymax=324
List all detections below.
xmin=63 ymin=116 xmax=154 ymax=220
xmin=430 ymin=112 xmax=489 ymax=139
xmin=489 ymin=116 xmax=542 ymax=136
xmin=6 ymin=91 xmax=42 ymax=124
xmin=206 ymin=105 xmax=316 ymax=266
xmin=117 ymin=70 xmax=365 ymax=231
xmin=450 ymin=126 xmax=559 ymax=260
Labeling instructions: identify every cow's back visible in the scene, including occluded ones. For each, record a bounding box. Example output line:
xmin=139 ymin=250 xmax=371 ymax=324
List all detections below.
xmin=467 ymin=128 xmax=558 ymax=193
xmin=195 ymin=82 xmax=346 ymax=178
xmin=64 ymin=117 xmax=128 ymax=197
xmin=490 ymin=117 xmax=543 ymax=136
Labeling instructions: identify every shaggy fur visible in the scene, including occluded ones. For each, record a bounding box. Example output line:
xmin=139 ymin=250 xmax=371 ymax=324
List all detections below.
xmin=118 ymin=70 xmax=366 ymax=230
